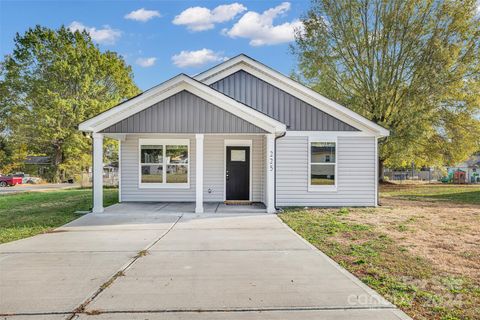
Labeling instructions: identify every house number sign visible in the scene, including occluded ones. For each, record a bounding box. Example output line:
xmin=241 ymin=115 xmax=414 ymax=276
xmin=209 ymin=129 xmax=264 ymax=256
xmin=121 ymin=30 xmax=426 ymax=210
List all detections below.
xmin=269 ymin=150 xmax=274 ymax=171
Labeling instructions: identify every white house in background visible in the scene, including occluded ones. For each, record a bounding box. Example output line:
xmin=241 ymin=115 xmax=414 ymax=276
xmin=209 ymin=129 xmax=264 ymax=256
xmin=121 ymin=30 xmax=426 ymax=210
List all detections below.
xmin=79 ymin=54 xmax=389 ymax=213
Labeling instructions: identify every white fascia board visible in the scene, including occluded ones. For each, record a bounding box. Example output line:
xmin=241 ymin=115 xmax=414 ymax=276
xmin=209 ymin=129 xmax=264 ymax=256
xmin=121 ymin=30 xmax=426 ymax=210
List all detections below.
xmin=194 ymin=54 xmax=247 ymax=81
xmin=79 ymin=74 xmax=286 ymax=134
xmin=285 ymin=131 xmax=376 ymax=137
xmin=195 ymin=55 xmax=390 ymax=137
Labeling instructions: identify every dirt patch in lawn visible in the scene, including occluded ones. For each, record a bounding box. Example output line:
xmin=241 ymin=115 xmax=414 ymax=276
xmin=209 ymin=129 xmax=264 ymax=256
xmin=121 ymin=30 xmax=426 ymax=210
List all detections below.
xmin=280 ymin=196 xmax=480 ymax=320
xmin=348 ymin=198 xmax=480 ymax=283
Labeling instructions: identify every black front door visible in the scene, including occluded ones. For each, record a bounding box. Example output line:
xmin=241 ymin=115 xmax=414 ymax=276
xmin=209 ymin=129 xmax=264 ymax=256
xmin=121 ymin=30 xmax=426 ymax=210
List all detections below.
xmin=226 ymin=146 xmax=250 ymax=200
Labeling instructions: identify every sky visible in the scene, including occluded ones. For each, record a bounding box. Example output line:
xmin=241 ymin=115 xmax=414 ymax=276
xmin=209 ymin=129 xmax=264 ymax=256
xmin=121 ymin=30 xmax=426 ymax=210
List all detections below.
xmin=0 ymin=0 xmax=310 ymax=90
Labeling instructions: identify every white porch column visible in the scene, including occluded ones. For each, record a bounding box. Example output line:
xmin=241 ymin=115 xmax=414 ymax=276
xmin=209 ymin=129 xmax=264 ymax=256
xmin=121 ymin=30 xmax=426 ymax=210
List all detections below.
xmin=265 ymin=134 xmax=276 ymax=213
xmin=92 ymin=133 xmax=104 ymax=213
xmin=195 ymin=134 xmax=204 ymax=213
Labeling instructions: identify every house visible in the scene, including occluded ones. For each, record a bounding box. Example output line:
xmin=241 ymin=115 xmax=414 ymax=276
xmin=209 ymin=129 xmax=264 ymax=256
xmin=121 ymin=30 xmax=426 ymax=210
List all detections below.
xmin=447 ymin=154 xmax=480 ymax=184
xmin=23 ymin=156 xmax=51 ymax=177
xmin=79 ymin=54 xmax=389 ymax=213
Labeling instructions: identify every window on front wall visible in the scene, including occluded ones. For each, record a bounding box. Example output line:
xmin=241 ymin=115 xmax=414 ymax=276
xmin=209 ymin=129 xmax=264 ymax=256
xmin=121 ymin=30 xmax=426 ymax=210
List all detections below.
xmin=140 ymin=145 xmax=164 ymax=183
xmin=139 ymin=140 xmax=189 ymax=187
xmin=309 ymin=141 xmax=336 ymax=187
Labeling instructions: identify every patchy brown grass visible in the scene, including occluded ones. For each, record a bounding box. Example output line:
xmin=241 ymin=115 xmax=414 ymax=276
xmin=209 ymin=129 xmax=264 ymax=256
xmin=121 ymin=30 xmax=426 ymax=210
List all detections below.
xmin=280 ymin=185 xmax=480 ymax=320
xmin=352 ymin=198 xmax=480 ymax=283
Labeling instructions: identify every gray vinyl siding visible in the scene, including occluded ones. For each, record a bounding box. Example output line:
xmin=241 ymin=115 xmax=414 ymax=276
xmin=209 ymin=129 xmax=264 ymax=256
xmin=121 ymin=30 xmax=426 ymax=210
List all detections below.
xmin=120 ymin=134 xmax=196 ymax=202
xmin=120 ymin=134 xmax=264 ymax=202
xmin=210 ymin=70 xmax=358 ymax=132
xmin=203 ymin=135 xmax=264 ymax=202
xmin=102 ymin=90 xmax=265 ymax=134
xmin=276 ymin=136 xmax=376 ymax=207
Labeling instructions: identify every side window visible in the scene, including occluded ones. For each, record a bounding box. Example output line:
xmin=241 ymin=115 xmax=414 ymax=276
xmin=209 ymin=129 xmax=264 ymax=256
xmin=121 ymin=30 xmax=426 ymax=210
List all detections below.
xmin=309 ymin=141 xmax=336 ymax=189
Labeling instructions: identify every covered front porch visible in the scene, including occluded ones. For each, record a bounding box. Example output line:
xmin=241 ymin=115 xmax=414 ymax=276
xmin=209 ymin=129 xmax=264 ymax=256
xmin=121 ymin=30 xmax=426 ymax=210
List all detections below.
xmin=91 ymin=133 xmax=276 ymax=214
xmin=79 ymin=75 xmax=287 ymax=214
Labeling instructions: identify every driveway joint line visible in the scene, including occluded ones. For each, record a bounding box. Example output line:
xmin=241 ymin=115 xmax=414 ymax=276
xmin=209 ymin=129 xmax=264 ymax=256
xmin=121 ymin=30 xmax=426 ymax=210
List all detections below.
xmin=0 ymin=250 xmax=142 ymax=254
xmin=0 ymin=311 xmax=73 ymax=317
xmin=0 ymin=305 xmax=401 ymax=317
xmin=65 ymin=214 xmax=183 ymax=320
xmin=54 ymin=228 xmax=174 ymax=232
xmin=77 ymin=305 xmax=399 ymax=316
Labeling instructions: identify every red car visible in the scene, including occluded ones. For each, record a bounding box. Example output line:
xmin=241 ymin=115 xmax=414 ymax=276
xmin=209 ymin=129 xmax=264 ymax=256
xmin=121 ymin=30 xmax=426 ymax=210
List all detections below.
xmin=0 ymin=175 xmax=22 ymax=187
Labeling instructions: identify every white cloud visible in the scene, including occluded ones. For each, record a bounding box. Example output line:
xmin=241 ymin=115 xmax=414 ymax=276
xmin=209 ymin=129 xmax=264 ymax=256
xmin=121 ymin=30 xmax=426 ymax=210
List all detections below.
xmin=224 ymin=2 xmax=303 ymax=46
xmin=172 ymin=3 xmax=246 ymax=31
xmin=125 ymin=8 xmax=161 ymax=22
xmin=172 ymin=49 xmax=227 ymax=68
xmin=68 ymin=21 xmax=121 ymax=45
xmin=135 ymin=57 xmax=157 ymax=67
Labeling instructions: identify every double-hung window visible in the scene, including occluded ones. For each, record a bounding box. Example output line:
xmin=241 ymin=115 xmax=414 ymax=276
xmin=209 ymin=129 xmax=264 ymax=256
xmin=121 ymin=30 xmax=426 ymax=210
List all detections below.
xmin=308 ymin=138 xmax=337 ymax=191
xmin=139 ymin=139 xmax=189 ymax=188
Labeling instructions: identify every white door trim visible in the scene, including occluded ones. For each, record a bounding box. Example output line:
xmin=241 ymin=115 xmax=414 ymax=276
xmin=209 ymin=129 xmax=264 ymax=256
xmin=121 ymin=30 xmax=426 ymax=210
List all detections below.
xmin=224 ymin=139 xmax=253 ymax=201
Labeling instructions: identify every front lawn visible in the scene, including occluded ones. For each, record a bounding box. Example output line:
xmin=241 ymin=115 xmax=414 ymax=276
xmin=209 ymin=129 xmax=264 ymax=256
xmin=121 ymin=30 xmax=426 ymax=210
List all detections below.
xmin=381 ymin=183 xmax=480 ymax=204
xmin=280 ymin=185 xmax=480 ymax=320
xmin=0 ymin=188 xmax=118 ymax=244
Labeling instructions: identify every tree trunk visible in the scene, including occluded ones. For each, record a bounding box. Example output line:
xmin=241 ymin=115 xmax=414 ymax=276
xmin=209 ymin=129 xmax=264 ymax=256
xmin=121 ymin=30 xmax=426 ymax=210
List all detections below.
xmin=379 ymin=158 xmax=385 ymax=183
xmin=51 ymin=145 xmax=63 ymax=183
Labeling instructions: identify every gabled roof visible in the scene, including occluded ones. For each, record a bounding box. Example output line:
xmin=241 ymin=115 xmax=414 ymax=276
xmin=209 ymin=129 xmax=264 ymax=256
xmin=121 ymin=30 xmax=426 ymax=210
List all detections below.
xmin=78 ymin=74 xmax=286 ymax=134
xmin=195 ymin=54 xmax=389 ymax=137
xmin=80 ymin=54 xmax=389 ymax=137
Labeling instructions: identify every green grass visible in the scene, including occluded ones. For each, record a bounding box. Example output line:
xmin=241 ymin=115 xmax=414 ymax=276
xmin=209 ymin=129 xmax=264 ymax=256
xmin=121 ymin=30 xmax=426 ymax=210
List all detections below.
xmin=0 ymin=188 xmax=118 ymax=244
xmin=381 ymin=184 xmax=480 ymax=204
xmin=280 ymin=207 xmax=480 ymax=320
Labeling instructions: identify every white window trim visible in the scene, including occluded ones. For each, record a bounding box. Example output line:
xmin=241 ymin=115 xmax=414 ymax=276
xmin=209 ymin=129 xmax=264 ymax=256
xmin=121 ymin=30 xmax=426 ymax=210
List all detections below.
xmin=223 ymin=139 xmax=253 ymax=201
xmin=138 ymin=138 xmax=190 ymax=189
xmin=308 ymin=136 xmax=338 ymax=192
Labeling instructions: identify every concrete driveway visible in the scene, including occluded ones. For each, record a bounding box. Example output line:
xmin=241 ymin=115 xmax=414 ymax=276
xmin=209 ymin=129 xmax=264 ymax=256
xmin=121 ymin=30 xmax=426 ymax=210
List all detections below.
xmin=0 ymin=203 xmax=410 ymax=319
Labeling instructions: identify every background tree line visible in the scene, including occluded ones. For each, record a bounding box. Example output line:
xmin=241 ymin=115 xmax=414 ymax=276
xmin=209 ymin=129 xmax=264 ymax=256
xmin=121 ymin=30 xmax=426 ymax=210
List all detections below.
xmin=0 ymin=26 xmax=139 ymax=182
xmin=1 ymin=0 xmax=479 ymax=182
xmin=293 ymin=0 xmax=480 ymax=174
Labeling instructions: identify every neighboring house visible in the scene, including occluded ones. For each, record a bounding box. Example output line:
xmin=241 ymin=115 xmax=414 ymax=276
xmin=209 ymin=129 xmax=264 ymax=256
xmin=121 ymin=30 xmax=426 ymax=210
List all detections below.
xmin=23 ymin=156 xmax=51 ymax=177
xmin=447 ymin=155 xmax=480 ymax=184
xmin=79 ymin=54 xmax=389 ymax=213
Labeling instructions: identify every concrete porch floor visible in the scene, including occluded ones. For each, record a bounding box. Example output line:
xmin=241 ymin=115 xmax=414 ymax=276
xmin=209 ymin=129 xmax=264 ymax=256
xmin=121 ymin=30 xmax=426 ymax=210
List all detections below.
xmin=103 ymin=202 xmax=267 ymax=214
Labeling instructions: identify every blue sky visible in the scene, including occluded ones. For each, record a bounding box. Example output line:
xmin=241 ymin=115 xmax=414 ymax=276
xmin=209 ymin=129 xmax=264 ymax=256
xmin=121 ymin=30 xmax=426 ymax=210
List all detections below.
xmin=0 ymin=0 xmax=310 ymax=90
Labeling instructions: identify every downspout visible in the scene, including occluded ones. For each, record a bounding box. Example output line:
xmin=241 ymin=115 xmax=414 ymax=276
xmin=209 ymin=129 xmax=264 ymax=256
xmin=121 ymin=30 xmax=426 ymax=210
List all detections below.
xmin=274 ymin=130 xmax=287 ymax=212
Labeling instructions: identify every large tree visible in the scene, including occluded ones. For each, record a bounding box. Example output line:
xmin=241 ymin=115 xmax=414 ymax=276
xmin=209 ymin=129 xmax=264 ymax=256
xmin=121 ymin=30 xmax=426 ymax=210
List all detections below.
xmin=0 ymin=26 xmax=139 ymax=181
xmin=293 ymin=0 xmax=480 ymax=172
